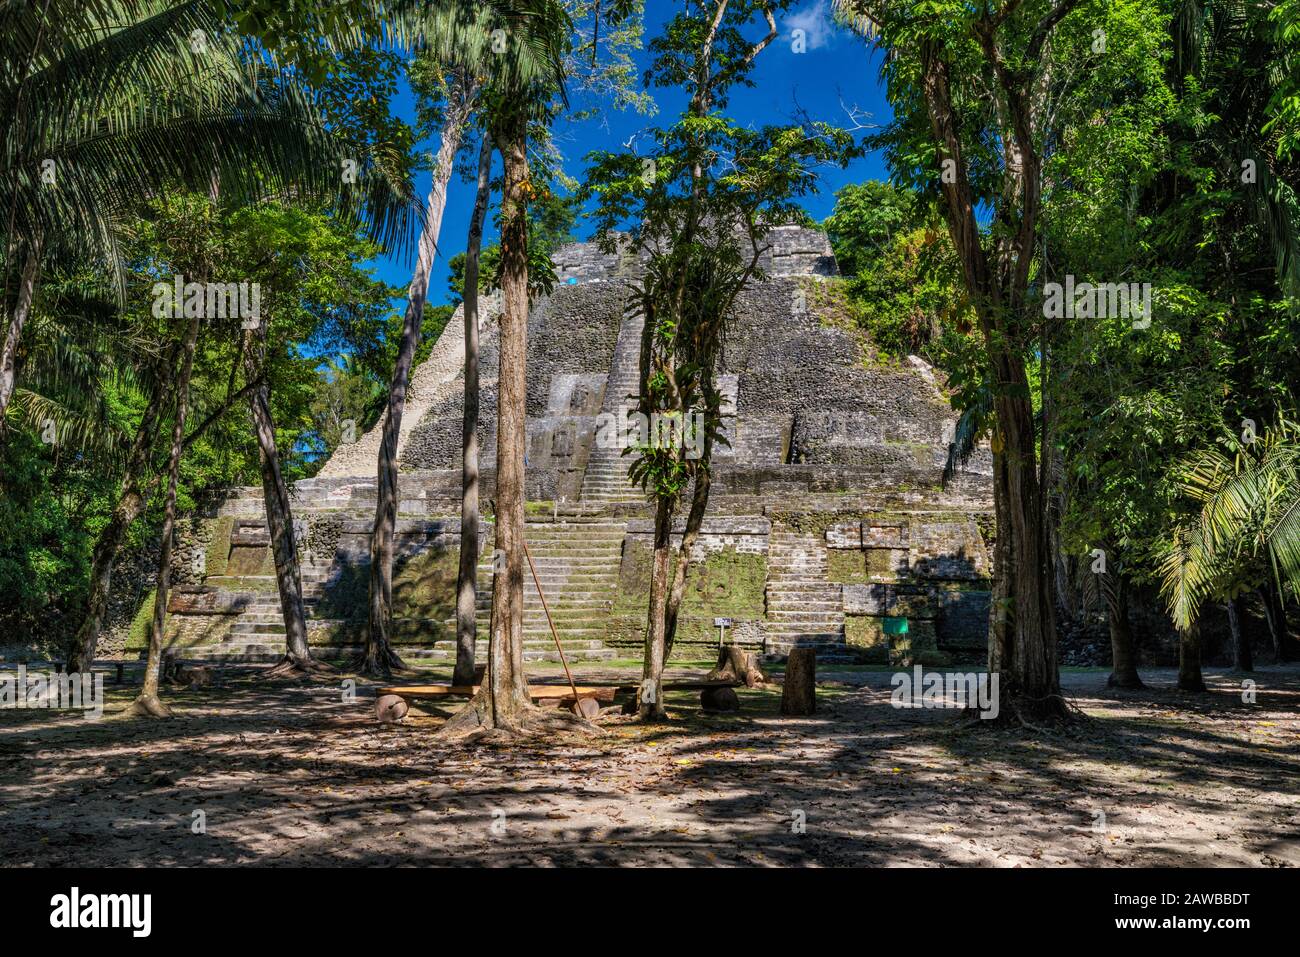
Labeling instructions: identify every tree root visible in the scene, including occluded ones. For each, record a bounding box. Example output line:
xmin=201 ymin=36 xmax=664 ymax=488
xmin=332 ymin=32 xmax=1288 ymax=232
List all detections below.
xmin=949 ymin=692 xmax=1083 ymax=737
xmin=1106 ymin=672 xmax=1146 ymax=690
xmin=260 ymin=655 xmax=338 ymax=681
xmin=128 ymin=694 xmax=174 ymax=719
xmin=348 ymin=644 xmax=407 ymax=679
xmin=436 ymin=696 xmax=602 ymax=743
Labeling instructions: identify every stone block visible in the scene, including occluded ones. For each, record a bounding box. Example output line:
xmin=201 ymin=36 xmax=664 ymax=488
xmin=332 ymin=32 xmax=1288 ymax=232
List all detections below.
xmin=825 ymin=521 xmax=862 ymax=549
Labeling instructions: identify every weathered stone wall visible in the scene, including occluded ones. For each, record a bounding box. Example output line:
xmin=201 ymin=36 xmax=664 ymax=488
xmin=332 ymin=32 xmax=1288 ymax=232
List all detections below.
xmin=398 ymin=281 xmax=626 ymax=501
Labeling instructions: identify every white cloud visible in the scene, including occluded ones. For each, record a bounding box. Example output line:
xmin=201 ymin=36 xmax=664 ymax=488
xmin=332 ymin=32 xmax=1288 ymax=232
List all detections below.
xmin=785 ymin=0 xmax=835 ymax=51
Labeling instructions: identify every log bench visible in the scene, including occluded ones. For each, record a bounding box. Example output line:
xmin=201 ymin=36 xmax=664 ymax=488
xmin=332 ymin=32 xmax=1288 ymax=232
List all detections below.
xmin=375 ymin=684 xmax=617 ymax=718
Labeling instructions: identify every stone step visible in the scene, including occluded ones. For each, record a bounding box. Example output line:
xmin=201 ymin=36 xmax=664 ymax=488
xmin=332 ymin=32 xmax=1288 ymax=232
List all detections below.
xmin=230 ymin=622 xmax=288 ymax=636
xmin=766 ymin=604 xmax=843 ymax=614
xmin=767 ymin=609 xmax=845 ymax=621
xmin=764 ymin=629 xmax=845 ymax=641
xmin=184 ymin=643 xmax=619 ymax=664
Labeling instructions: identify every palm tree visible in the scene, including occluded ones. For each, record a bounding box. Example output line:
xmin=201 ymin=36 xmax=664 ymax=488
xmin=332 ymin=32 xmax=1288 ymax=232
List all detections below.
xmin=359 ymin=0 xmax=578 ymax=679
xmin=436 ymin=2 xmax=582 ymax=735
xmin=1159 ymin=417 xmax=1300 ymax=683
xmin=452 ymin=131 xmax=493 ymax=688
xmin=1 ymin=1 xmax=415 ymax=428
xmin=3 ymin=2 xmax=422 ymax=691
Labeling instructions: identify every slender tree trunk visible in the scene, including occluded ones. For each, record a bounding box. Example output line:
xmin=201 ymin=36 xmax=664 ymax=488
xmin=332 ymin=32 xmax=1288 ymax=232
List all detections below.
xmin=663 ymin=415 xmax=714 ymax=662
xmin=1227 ymin=596 xmax=1252 ymax=673
xmin=363 ymin=73 xmax=477 ymax=677
xmin=132 ymin=314 xmax=201 ymax=718
xmin=66 ymin=371 xmax=260 ymax=673
xmin=986 ymin=366 xmax=1063 ymax=720
xmin=482 ymin=116 xmax=532 ymax=729
xmin=442 ymin=111 xmax=535 ymax=735
xmin=641 ymin=498 xmax=673 ymax=721
xmin=453 ymin=133 xmax=493 ymax=687
xmin=1100 ymin=569 xmax=1143 ymax=689
xmin=1178 ymin=622 xmax=1207 ymax=692
xmin=0 ymin=238 xmax=41 ymax=429
xmin=67 ymin=373 xmax=166 ymax=673
xmin=243 ymin=328 xmax=322 ymax=676
xmin=1259 ymin=584 xmax=1290 ymax=663
xmin=987 ymin=444 xmax=1011 ymax=677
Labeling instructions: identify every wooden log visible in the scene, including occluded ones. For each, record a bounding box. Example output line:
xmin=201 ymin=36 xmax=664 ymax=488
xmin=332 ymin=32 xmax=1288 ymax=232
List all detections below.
xmin=376 ymin=694 xmax=410 ymax=724
xmin=700 ymin=686 xmax=740 ymax=712
xmin=780 ymin=648 xmax=816 ymax=715
xmin=706 ymin=645 xmax=769 ymax=687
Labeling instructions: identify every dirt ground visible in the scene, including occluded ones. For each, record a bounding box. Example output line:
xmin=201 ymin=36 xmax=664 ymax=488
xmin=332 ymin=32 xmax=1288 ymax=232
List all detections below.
xmin=2 ymin=662 xmax=1298 ymax=867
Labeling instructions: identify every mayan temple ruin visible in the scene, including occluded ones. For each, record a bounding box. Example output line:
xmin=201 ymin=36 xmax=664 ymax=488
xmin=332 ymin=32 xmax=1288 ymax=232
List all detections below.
xmin=157 ymin=226 xmax=995 ymax=665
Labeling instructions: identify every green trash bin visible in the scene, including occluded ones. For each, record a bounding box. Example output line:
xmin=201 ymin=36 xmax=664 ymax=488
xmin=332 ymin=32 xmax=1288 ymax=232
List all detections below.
xmin=883 ymin=616 xmax=909 ymax=635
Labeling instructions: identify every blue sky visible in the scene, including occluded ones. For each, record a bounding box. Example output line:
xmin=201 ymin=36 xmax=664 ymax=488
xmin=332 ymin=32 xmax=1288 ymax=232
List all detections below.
xmin=370 ymin=0 xmax=894 ymax=307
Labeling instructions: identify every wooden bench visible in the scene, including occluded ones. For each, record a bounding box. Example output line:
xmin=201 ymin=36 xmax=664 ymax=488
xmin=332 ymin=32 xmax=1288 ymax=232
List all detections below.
xmin=376 ymin=683 xmax=617 ymax=709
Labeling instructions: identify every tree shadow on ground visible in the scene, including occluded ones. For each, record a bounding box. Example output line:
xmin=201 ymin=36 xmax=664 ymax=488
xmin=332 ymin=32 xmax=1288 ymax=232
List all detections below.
xmin=1 ymin=664 xmax=1296 ymax=866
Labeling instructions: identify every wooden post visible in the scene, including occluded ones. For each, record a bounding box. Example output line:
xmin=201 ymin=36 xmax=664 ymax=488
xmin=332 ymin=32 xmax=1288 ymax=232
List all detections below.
xmin=781 ymin=648 xmax=816 ymax=715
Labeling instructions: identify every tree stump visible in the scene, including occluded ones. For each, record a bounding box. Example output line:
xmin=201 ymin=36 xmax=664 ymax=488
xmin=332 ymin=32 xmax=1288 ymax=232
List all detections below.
xmin=706 ymin=645 xmax=769 ymax=687
xmin=781 ymin=648 xmax=816 ymax=715
xmin=700 ymin=686 xmax=739 ymax=712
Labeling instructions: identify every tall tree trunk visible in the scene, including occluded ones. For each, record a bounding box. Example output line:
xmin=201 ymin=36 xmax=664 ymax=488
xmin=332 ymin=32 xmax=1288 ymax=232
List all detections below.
xmin=1100 ymin=569 xmax=1143 ymax=688
xmin=1259 ymin=583 xmax=1290 ymax=663
xmin=243 ymin=327 xmax=322 ymax=676
xmin=641 ymin=498 xmax=673 ymax=721
xmin=0 ymin=237 xmax=41 ymax=429
xmin=442 ymin=111 xmax=535 ymax=735
xmin=663 ymin=408 xmax=714 ymax=662
xmin=987 ymin=444 xmax=1011 ymax=677
xmin=131 ymin=314 xmax=201 ymax=718
xmin=453 ymin=133 xmax=493 ymax=687
xmin=362 ymin=73 xmax=477 ymax=677
xmin=482 ymin=115 xmax=532 ymax=729
xmin=67 ymin=373 xmax=166 ymax=673
xmin=1178 ymin=622 xmax=1207 ymax=692
xmin=990 ymin=389 xmax=1064 ymax=720
xmin=917 ymin=37 xmax=1063 ymax=722
xmin=1227 ymin=596 xmax=1252 ymax=672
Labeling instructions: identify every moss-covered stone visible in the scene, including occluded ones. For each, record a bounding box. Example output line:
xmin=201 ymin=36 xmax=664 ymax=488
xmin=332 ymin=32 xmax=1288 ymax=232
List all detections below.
xmin=609 ymin=543 xmax=768 ymax=647
xmin=124 ymin=589 xmax=157 ymax=652
xmin=204 ymin=516 xmax=234 ymax=578
xmin=844 ymin=615 xmax=889 ymax=662
xmin=392 ymin=545 xmax=458 ymax=622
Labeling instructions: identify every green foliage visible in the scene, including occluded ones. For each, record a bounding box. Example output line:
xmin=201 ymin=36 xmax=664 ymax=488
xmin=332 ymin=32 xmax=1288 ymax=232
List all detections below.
xmin=583 ymin=0 xmax=853 ymax=507
xmin=823 ymin=180 xmax=920 ymax=277
xmin=1159 ymin=417 xmax=1300 ymax=630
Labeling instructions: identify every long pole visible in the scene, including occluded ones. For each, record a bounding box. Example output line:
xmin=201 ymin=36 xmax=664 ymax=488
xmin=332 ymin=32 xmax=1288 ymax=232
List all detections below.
xmin=522 ymin=539 xmax=581 ymax=703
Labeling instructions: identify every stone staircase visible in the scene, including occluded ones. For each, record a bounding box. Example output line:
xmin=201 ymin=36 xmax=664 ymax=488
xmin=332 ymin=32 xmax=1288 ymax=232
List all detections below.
xmin=470 ymin=516 xmax=625 ymax=661
xmin=764 ymin=528 xmax=853 ymax=661
xmin=190 ymin=515 xmax=626 ymax=664
xmin=580 ymin=310 xmax=645 ymax=503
